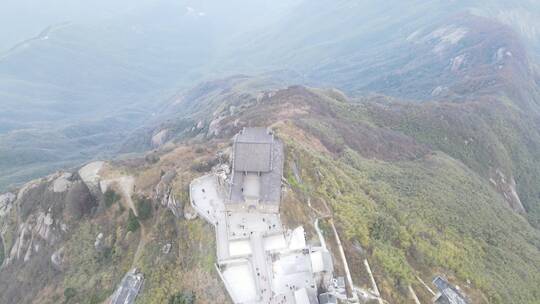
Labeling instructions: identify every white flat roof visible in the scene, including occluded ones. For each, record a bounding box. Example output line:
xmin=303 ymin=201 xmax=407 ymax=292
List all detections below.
xmin=222 ymin=262 xmax=258 ymax=303
xmin=294 ymin=288 xmax=311 ymax=304
xmin=229 ymin=239 xmax=252 ymax=257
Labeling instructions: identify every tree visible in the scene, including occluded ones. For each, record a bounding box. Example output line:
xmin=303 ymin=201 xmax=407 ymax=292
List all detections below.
xmin=136 ymin=196 xmax=153 ymax=220
xmin=127 ymin=210 xmax=140 ymax=232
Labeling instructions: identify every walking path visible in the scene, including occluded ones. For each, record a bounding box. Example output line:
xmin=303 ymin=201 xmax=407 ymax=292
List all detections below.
xmin=409 ymin=285 xmax=422 ymax=304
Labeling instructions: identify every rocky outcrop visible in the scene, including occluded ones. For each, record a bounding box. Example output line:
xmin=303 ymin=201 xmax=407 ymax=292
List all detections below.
xmin=151 ymin=129 xmax=170 ymax=148
xmin=94 ymin=233 xmax=104 ymax=251
xmin=51 ymin=172 xmax=73 ymax=193
xmin=64 ymin=181 xmax=97 ymax=220
xmin=154 ymin=170 xmax=183 ymax=218
xmin=207 ymin=115 xmax=226 ymax=137
xmin=50 ymin=246 xmax=65 ymax=270
xmin=78 ymin=161 xmax=105 ymax=191
xmin=2 ymin=170 xmax=96 ymax=267
xmin=162 ymin=243 xmax=172 ymax=254
xmin=183 ymin=203 xmax=198 ymax=220
xmin=490 ymin=168 xmax=526 ymax=213
xmin=35 ymin=212 xmax=55 ymax=242
xmin=5 ymin=209 xmax=65 ymax=265
xmin=0 ymin=192 xmax=16 ymax=217
xmin=164 ymin=193 xmax=182 ymax=218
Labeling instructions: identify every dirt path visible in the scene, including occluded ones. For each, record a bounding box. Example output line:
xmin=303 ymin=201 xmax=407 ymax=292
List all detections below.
xmin=115 ymin=176 xmax=137 ymax=216
xmin=314 ymin=218 xmax=327 ymax=250
xmin=102 ymin=175 xmax=148 ymax=265
xmin=409 ymin=285 xmax=422 ymax=304
xmin=132 ymin=225 xmax=148 ymax=264
xmin=99 ymin=174 xmax=150 ymax=304
xmin=364 ymin=258 xmax=383 ymax=304
xmin=114 ymin=176 xmax=148 ymax=265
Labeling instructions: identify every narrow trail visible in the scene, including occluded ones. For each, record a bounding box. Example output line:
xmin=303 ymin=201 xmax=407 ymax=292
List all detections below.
xmin=417 ymin=275 xmax=436 ymax=296
xmin=310 ymin=197 xmax=388 ymax=304
xmin=115 ymin=176 xmax=137 ymax=217
xmin=314 ymin=218 xmax=327 ymax=250
xmin=116 ymin=176 xmax=149 ymax=265
xmin=103 ymin=175 xmax=148 ymax=266
xmin=409 ymin=285 xmax=422 ymax=304
xmin=329 ymin=218 xmax=357 ymax=301
xmin=132 ymin=226 xmax=148 ymax=266
xmin=308 ymin=196 xmax=360 ymax=302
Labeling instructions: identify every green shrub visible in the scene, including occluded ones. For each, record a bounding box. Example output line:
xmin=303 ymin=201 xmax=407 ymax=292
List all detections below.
xmin=168 ymin=292 xmax=195 ymax=304
xmin=369 ymin=213 xmax=400 ymax=243
xmin=103 ymin=189 xmax=120 ymax=208
xmin=136 ymin=196 xmax=153 ymax=220
xmin=190 ymin=157 xmax=220 ymax=172
xmin=145 ymin=153 xmax=160 ymax=164
xmin=63 ymin=287 xmax=76 ymax=302
xmin=85 ymin=292 xmax=109 ymax=304
xmin=372 ymin=242 xmax=412 ymax=284
xmin=95 ymin=247 xmax=113 ymax=264
xmin=127 ymin=210 xmax=140 ymax=232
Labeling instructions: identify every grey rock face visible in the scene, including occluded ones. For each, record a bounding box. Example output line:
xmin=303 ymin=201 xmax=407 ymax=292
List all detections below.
xmin=95 ymin=233 xmax=104 ymax=251
xmin=0 ymin=192 xmax=16 ymax=217
xmin=51 ymin=247 xmax=65 ymax=270
xmin=162 ymin=243 xmax=172 ymax=254
xmin=154 ymin=170 xmax=183 ymax=218
xmin=3 ymin=170 xmax=96 ymax=266
xmin=51 ymin=172 xmax=73 ymax=193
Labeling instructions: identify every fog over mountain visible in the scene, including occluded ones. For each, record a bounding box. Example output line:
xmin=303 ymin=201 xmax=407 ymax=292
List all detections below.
xmin=0 ymin=0 xmax=302 ymax=189
xmin=1 ymin=0 xmax=540 ymax=190
xmin=1 ymin=1 xmax=540 ymax=304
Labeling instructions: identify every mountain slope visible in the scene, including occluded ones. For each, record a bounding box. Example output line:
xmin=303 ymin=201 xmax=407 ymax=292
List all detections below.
xmin=192 ymin=84 xmax=540 ymax=302
xmin=2 ymin=82 xmax=539 ymax=304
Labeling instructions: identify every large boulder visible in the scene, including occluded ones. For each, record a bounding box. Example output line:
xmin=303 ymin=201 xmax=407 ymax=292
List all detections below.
xmin=64 ymin=181 xmax=97 ymax=220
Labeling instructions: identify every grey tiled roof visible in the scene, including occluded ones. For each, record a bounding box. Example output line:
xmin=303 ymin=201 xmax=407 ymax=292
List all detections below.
xmin=229 ymin=128 xmax=284 ymax=205
xmin=233 ymin=143 xmax=272 ymax=172
xmin=236 ymin=127 xmax=273 ymax=143
xmin=433 ymin=277 xmax=469 ymax=304
xmin=233 ymin=127 xmax=274 ymax=173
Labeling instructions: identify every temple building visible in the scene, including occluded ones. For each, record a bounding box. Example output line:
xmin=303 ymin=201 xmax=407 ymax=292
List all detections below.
xmin=227 ymin=127 xmax=284 ymax=213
